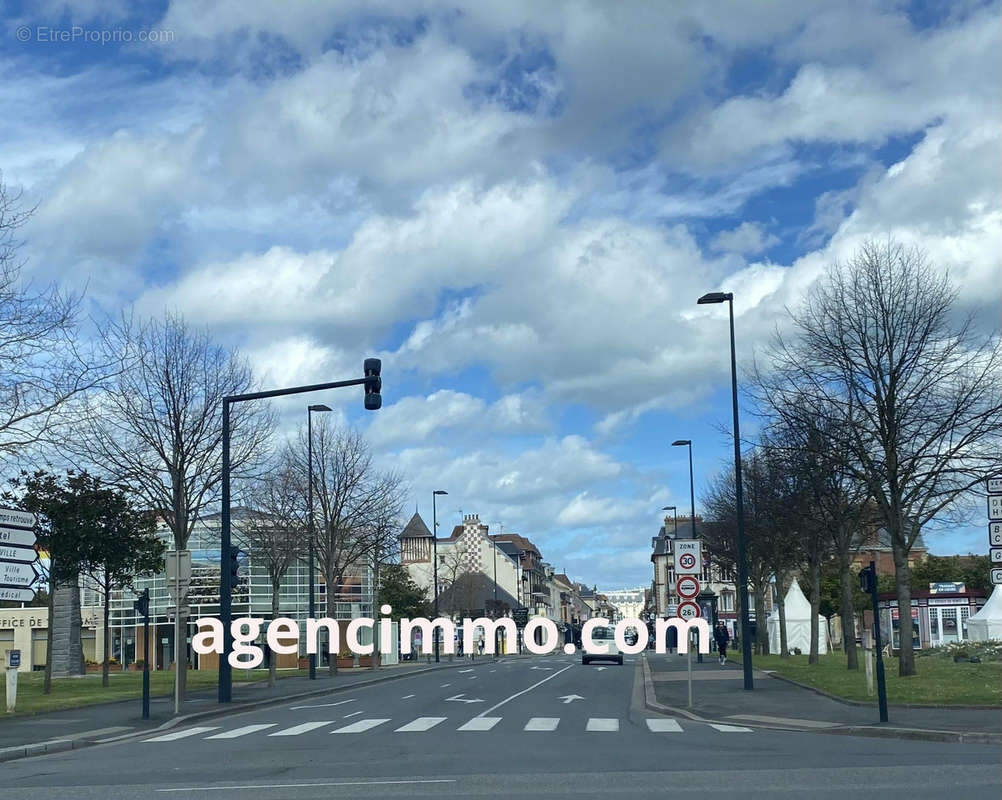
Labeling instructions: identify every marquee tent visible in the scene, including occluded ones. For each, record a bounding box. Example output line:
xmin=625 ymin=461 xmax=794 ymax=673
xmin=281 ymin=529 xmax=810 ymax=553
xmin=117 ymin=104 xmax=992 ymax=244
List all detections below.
xmin=767 ymin=579 xmax=829 ymax=655
xmin=967 ymin=584 xmax=1002 ymax=641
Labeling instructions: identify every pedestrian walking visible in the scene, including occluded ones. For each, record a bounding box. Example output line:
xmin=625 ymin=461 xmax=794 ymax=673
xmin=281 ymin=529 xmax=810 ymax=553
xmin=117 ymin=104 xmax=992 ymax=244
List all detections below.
xmin=713 ymin=622 xmax=730 ymax=665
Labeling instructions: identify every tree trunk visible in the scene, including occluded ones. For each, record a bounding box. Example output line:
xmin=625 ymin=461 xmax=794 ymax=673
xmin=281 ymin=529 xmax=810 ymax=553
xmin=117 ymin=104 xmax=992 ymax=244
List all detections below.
xmin=808 ymin=560 xmax=821 ymax=665
xmin=325 ymin=570 xmax=338 ymax=676
xmin=753 ymin=584 xmax=769 ymax=654
xmin=269 ymin=577 xmax=279 ymax=688
xmin=172 ymin=511 xmax=188 ymax=701
xmin=838 ymin=555 xmax=859 ymax=670
xmin=892 ymin=543 xmax=916 ymax=677
xmin=102 ymin=577 xmax=111 ymax=688
xmin=776 ymin=572 xmax=789 ymax=658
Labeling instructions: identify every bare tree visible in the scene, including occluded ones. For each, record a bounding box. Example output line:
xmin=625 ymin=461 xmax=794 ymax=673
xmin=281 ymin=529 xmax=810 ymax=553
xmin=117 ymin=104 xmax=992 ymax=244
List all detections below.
xmin=299 ymin=418 xmax=405 ymax=675
xmin=74 ymin=312 xmax=274 ymax=696
xmin=0 ymin=175 xmax=111 ymax=459
xmin=236 ymin=453 xmax=307 ymax=686
xmin=761 ymin=240 xmax=1002 ymax=676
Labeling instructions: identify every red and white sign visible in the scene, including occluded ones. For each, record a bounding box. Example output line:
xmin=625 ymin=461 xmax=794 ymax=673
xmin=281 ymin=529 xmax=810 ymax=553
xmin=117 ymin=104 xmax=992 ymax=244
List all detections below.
xmin=677 ymin=601 xmax=701 ymax=620
xmin=676 ymin=576 xmax=700 ymax=599
xmin=675 ymin=540 xmax=701 ymax=575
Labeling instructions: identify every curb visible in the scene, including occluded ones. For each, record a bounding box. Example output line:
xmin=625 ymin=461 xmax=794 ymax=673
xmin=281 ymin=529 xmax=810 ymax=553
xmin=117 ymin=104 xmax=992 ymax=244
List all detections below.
xmin=0 ymin=657 xmax=498 ymax=764
xmin=640 ymin=655 xmax=1002 ymax=745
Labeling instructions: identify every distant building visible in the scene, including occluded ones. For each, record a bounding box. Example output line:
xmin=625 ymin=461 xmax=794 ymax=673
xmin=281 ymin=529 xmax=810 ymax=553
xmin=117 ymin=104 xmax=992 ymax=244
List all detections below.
xmin=603 ymin=587 xmax=645 ymax=621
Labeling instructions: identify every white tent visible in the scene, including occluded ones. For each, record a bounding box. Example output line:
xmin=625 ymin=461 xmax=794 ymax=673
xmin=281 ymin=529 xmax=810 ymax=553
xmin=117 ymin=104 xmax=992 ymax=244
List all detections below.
xmin=968 ymin=584 xmax=1002 ymax=641
xmin=767 ymin=579 xmax=829 ymax=655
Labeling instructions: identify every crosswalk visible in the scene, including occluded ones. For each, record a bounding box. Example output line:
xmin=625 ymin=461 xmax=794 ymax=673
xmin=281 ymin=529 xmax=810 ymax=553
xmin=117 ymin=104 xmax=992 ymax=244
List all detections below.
xmin=144 ymin=717 xmax=750 ymax=742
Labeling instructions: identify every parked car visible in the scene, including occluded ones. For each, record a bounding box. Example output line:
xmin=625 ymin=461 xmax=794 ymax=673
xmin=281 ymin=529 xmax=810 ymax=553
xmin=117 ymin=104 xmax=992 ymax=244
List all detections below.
xmin=582 ymin=625 xmax=623 ymax=665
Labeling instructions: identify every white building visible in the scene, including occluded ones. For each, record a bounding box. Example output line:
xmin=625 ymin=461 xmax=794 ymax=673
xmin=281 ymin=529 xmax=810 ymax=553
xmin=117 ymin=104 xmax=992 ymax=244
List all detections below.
xmin=604 ymin=587 xmax=646 ymax=621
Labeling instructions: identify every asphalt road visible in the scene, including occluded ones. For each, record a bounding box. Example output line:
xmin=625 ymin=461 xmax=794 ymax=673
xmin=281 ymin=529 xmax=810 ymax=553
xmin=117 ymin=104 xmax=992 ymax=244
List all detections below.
xmin=2 ymin=654 xmax=998 ymax=799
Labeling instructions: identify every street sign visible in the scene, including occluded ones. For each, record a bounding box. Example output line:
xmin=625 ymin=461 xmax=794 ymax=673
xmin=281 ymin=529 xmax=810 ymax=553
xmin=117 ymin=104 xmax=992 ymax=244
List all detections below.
xmin=0 ymin=526 xmax=36 ymax=549
xmin=677 ymin=601 xmax=701 ymax=620
xmin=676 ymin=576 xmax=700 ymax=599
xmin=0 ymin=587 xmax=35 ymax=602
xmin=987 ymin=477 xmax=1002 ymax=494
xmin=0 ymin=545 xmax=37 ymax=564
xmin=8 ymin=650 xmax=20 ymax=668
xmin=988 ymin=495 xmax=1002 ymax=521
xmin=990 ymin=547 xmax=1002 ymax=564
xmin=991 ymin=523 xmax=1002 ymax=547
xmin=512 ymin=607 xmax=529 ymax=627
xmin=0 ymin=561 xmax=39 ymax=588
xmin=675 ymin=540 xmax=701 ymax=575
xmin=991 ymin=568 xmax=1002 ymax=585
xmin=166 ymin=550 xmax=192 ymax=601
xmin=0 ymin=509 xmax=36 ymax=529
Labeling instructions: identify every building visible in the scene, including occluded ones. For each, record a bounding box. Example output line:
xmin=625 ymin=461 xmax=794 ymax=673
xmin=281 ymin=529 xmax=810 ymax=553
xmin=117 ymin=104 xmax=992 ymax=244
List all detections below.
xmin=603 ymin=587 xmax=645 ymax=621
xmin=877 ymin=583 xmax=987 ymax=650
xmin=852 ymin=526 xmax=928 ymax=576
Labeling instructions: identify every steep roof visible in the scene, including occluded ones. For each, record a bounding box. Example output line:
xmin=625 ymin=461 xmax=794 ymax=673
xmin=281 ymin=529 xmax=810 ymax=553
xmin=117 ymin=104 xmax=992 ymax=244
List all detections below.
xmin=400 ymin=512 xmax=433 ymax=539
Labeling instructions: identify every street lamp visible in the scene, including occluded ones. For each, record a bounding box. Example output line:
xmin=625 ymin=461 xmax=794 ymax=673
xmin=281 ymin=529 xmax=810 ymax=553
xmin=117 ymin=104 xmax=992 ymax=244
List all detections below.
xmin=307 ymin=403 xmax=331 ymax=680
xmin=661 ymin=505 xmax=677 ymax=534
xmin=671 ymin=440 xmax=697 ymax=540
xmin=697 ymin=290 xmax=753 ymax=690
xmin=432 ymin=490 xmax=447 ymax=663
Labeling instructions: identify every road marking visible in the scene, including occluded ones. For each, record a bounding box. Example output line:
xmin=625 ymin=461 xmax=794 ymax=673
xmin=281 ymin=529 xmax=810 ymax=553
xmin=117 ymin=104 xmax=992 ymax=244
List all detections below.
xmin=205 ymin=724 xmax=276 ymax=739
xmin=586 ymin=718 xmax=619 ymax=732
xmin=524 ymin=717 xmax=560 ymax=731
xmin=457 ymin=716 xmax=502 ymax=731
xmin=395 ymin=717 xmax=447 ymax=732
xmin=558 ymin=694 xmax=584 ymax=704
xmin=646 ymin=718 xmax=683 ymax=732
xmin=155 ymin=779 xmax=458 ymax=792
xmin=709 ymin=723 xmax=752 ymax=732
xmin=344 ymin=711 xmax=363 ymax=718
xmin=402 ymin=694 xmax=415 ymax=699
xmin=289 ymin=698 xmax=356 ymax=710
xmin=529 ymin=666 xmax=553 ymax=671
xmin=458 ymin=668 xmax=474 ymax=673
xmin=445 ymin=693 xmax=484 ymax=703
xmin=331 ymin=718 xmax=391 ymax=733
xmin=441 ymin=683 xmax=451 ymax=687
xmin=477 ymin=664 xmax=574 ymax=717
xmin=269 ymin=721 xmax=335 ymax=736
xmin=145 ymin=726 xmax=219 ymax=742
xmin=489 ymin=670 xmax=496 ymax=673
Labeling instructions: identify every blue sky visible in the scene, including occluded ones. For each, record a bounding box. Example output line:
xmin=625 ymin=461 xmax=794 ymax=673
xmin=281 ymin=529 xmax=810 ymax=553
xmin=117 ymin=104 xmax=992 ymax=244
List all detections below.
xmin=2 ymin=0 xmax=999 ymax=589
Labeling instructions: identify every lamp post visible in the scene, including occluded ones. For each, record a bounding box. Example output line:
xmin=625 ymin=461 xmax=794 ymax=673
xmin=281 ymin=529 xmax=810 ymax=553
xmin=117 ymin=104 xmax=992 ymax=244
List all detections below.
xmin=307 ymin=403 xmax=331 ymax=680
xmin=661 ymin=505 xmax=677 ymax=535
xmin=432 ymin=490 xmax=447 ymax=663
xmin=672 ymin=440 xmax=696 ymax=539
xmin=697 ymin=291 xmax=752 ymax=690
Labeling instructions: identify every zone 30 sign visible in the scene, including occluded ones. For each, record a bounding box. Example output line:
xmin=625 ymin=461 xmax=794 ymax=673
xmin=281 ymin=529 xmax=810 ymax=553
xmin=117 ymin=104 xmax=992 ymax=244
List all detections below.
xmin=675 ymin=540 xmax=701 ymax=576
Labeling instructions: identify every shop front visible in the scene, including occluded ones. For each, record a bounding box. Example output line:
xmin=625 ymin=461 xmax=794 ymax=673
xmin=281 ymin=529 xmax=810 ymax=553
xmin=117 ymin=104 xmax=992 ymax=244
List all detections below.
xmin=878 ymin=585 xmax=987 ymax=651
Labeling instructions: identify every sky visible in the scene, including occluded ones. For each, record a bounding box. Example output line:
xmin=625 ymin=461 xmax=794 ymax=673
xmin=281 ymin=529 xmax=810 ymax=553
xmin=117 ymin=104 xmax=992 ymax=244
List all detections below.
xmin=2 ymin=0 xmax=999 ymax=591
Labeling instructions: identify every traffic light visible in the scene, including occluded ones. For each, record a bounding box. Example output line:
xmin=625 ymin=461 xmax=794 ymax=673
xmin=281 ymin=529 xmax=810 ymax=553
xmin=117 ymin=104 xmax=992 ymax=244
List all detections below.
xmin=133 ymin=588 xmax=149 ymax=617
xmin=859 ymin=566 xmax=875 ymax=594
xmin=228 ymin=546 xmax=241 ymax=584
xmin=363 ymin=358 xmax=382 ymax=410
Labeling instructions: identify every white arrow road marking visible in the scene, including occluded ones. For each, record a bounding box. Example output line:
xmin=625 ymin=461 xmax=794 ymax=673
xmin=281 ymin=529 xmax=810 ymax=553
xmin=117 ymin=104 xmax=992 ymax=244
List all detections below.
xmin=594 ymin=667 xmax=607 ymax=672
xmin=445 ymin=694 xmax=484 ymax=703
xmin=476 ymin=664 xmax=574 ymax=718
xmin=289 ymin=698 xmax=356 ymax=710
xmin=558 ymin=694 xmax=585 ymax=704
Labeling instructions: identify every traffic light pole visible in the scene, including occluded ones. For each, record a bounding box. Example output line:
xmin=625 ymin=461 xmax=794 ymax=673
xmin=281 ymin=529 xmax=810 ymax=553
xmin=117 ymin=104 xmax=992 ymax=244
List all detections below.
xmin=135 ymin=589 xmax=150 ymax=719
xmin=218 ymin=370 xmax=379 ymax=703
xmin=866 ymin=561 xmax=889 ymax=723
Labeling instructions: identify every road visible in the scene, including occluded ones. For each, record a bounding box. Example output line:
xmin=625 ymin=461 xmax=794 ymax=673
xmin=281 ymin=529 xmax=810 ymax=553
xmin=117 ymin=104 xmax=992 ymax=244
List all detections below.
xmin=1 ymin=654 xmax=998 ymax=799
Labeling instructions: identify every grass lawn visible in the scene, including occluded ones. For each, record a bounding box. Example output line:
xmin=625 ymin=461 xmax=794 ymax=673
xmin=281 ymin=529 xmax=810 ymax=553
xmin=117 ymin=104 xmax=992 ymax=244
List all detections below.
xmin=1 ymin=668 xmax=310 ymax=718
xmin=735 ymin=651 xmax=1002 ymax=706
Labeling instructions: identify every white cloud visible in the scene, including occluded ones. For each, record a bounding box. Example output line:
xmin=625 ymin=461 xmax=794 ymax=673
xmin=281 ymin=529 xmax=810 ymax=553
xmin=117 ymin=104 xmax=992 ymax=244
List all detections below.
xmin=711 ymin=222 xmax=779 ymax=255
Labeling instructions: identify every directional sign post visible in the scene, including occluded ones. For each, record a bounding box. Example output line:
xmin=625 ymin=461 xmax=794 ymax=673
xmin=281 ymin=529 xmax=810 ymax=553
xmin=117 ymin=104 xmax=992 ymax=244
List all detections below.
xmin=0 ymin=561 xmax=39 ymax=588
xmin=676 ymin=576 xmax=700 ymax=599
xmin=991 ymin=568 xmax=1002 ymax=586
xmin=0 ymin=587 xmax=36 ymax=603
xmin=0 ymin=509 xmax=39 ymax=606
xmin=989 ymin=480 xmax=1002 ymax=588
xmin=0 ymin=545 xmax=37 ymax=564
xmin=0 ymin=509 xmax=36 ymax=529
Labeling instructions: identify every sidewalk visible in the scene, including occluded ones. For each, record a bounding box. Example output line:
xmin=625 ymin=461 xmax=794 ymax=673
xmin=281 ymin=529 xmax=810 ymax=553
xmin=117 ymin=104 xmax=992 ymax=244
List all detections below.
xmin=644 ymin=651 xmax=1002 ymax=743
xmin=0 ymin=653 xmax=499 ymax=761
